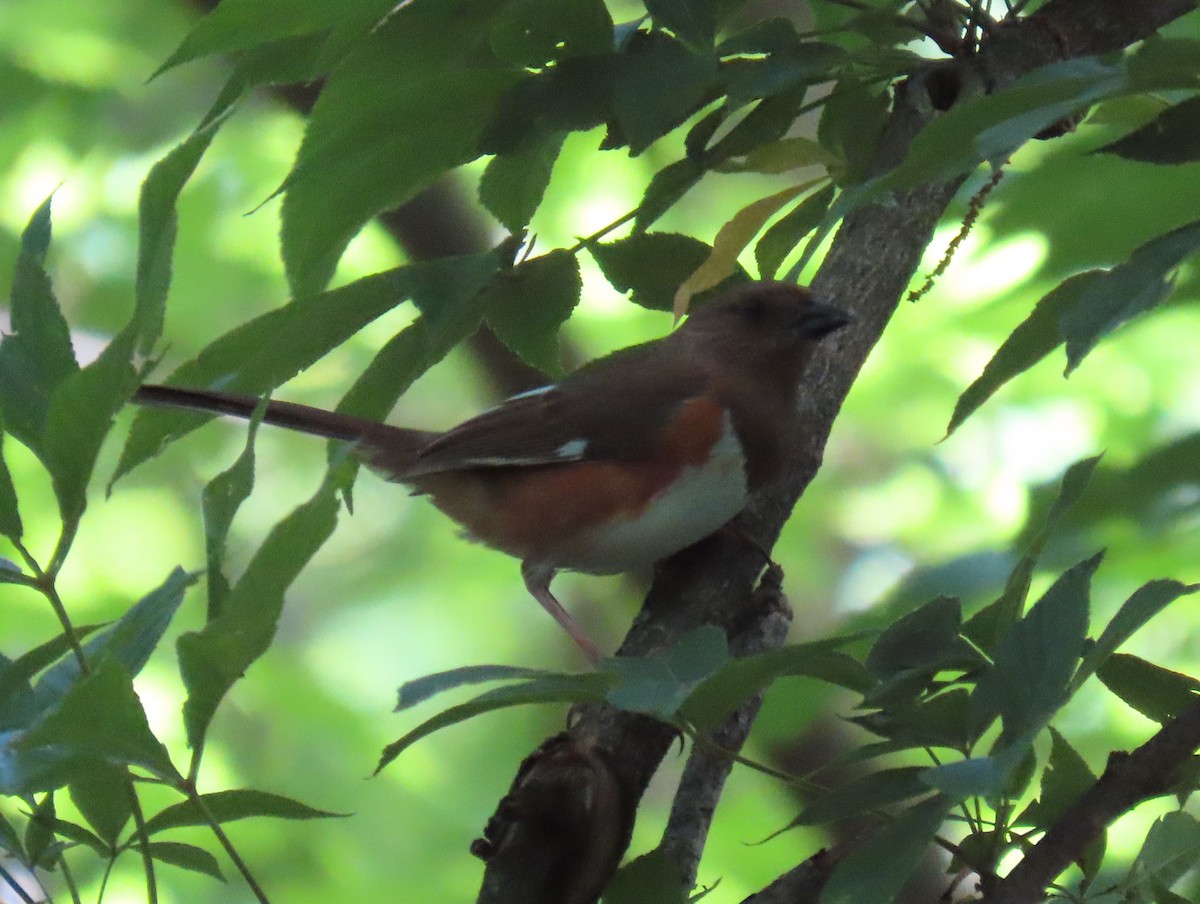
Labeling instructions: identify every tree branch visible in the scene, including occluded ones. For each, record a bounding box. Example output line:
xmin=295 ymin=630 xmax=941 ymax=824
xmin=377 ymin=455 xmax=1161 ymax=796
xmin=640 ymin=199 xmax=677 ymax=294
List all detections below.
xmin=983 ymin=697 xmax=1200 ymax=904
xmin=477 ymin=0 xmax=1197 ymax=901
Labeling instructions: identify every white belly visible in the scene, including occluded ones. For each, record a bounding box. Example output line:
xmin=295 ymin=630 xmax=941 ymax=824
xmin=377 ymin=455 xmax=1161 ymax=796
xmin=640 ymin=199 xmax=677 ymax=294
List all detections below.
xmin=558 ymin=422 xmax=749 ymax=575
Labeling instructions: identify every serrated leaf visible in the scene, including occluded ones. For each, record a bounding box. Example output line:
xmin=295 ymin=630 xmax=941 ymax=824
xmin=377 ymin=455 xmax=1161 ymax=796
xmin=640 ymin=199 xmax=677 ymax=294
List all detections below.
xmin=590 ymin=232 xmax=748 ymax=311
xmin=635 ymin=158 xmax=705 ymax=232
xmin=679 ymin=636 xmax=873 ymax=732
xmin=1098 ymin=654 xmax=1200 ymax=725
xmin=755 ymin=183 xmax=835 ymax=279
xmin=921 ymin=755 xmax=1009 ymax=800
xmin=490 ymin=0 xmax=613 ymax=67
xmin=11 ymin=659 xmax=177 ymax=792
xmin=0 ymin=197 xmax=78 ymax=459
xmin=1127 ymin=812 xmax=1200 ymax=895
xmin=1017 ymin=728 xmax=1095 ymax=832
xmin=139 ymin=841 xmax=225 ymax=881
xmin=817 ymin=78 xmax=889 ymax=184
xmin=154 ymin=0 xmax=395 ymax=76
xmin=0 ymin=626 xmax=103 ymax=732
xmin=865 ymin=596 xmax=961 ymax=680
xmin=179 ymin=475 xmax=341 ymax=751
xmin=965 ymin=455 xmax=1100 ymax=653
xmin=820 ymin=794 xmax=950 ymax=904
xmin=605 ymin=626 xmax=729 ymax=717
xmin=948 ymin=271 xmax=1099 ymax=435
xmin=788 ymin=767 xmax=929 ymax=828
xmin=41 ymin=328 xmax=139 ymax=522
xmin=36 ymin=568 xmax=196 ymax=703
xmin=1095 ymin=95 xmax=1200 ymax=165
xmin=69 ymin=761 xmax=131 ymax=847
xmin=853 ymin=686 xmax=977 ymax=751
xmin=115 ymin=251 xmax=497 ymax=482
xmin=973 ymin=553 xmax=1102 ymax=746
xmin=613 ymin=31 xmax=716 ymax=155
xmin=280 ymin=3 xmax=520 ymax=294
xmin=480 ymin=132 xmax=566 ymax=232
xmin=378 ymin=673 xmax=614 ymax=772
xmin=484 ymin=251 xmax=581 ymax=376
xmin=707 ymin=85 xmax=809 ymax=161
xmin=674 ymin=181 xmax=815 ymax=316
xmin=143 ymin=789 xmax=344 ymax=835
xmin=602 ymin=846 xmax=687 ymax=904
xmin=1075 ymin=581 xmax=1199 ymax=693
xmin=201 ymin=411 xmax=262 ymax=620
xmin=1062 ymin=219 xmax=1200 ymax=373
xmin=135 ymin=114 xmax=228 ymax=354
xmin=0 ymin=433 xmax=22 ymax=541
xmin=396 ymin=665 xmax=557 ymax=712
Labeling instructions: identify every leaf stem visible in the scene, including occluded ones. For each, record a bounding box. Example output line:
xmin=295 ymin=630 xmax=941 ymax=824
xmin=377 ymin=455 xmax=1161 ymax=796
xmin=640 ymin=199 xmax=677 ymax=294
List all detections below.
xmin=127 ymin=777 xmax=156 ymax=904
xmin=185 ymin=788 xmax=271 ymax=904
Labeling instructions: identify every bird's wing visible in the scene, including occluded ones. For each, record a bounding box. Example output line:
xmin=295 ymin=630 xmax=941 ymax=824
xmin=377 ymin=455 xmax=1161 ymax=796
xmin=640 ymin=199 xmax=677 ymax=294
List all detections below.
xmin=392 ymin=346 xmax=711 ymax=478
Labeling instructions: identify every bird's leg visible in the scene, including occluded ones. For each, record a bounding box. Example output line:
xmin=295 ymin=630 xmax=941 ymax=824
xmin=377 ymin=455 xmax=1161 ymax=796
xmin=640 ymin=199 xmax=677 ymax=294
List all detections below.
xmin=521 ymin=561 xmax=603 ymax=665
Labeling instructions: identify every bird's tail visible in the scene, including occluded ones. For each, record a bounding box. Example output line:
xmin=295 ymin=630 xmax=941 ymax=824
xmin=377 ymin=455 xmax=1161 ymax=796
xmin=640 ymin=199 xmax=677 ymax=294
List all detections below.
xmin=132 ymin=384 xmax=437 ymax=477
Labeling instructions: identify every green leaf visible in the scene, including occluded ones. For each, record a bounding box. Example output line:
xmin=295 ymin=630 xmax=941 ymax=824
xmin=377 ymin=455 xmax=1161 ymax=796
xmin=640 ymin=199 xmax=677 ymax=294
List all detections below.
xmin=0 ymin=433 xmax=22 ymax=541
xmin=921 ymin=755 xmax=1008 ymax=800
xmin=605 ymin=626 xmax=729 ymax=718
xmin=69 ymin=761 xmax=131 ymax=847
xmin=755 ymin=183 xmax=835 ymax=279
xmin=645 ymin=0 xmax=730 ymax=48
xmin=1061 ymin=219 xmax=1200 ymax=373
xmin=1017 ymin=728 xmax=1096 ymax=832
xmin=854 ymin=686 xmax=978 ymax=752
xmin=602 ymin=846 xmax=687 ymax=904
xmin=154 ymin=0 xmax=395 ymax=75
xmin=679 ymin=637 xmax=873 ymax=732
xmin=201 ymin=410 xmax=262 ymax=620
xmin=484 ymin=251 xmax=582 ymax=376
xmin=972 ymin=552 xmax=1102 ymax=746
xmin=0 ymin=626 xmax=103 ymax=731
xmin=706 ymin=86 xmax=810 ymax=160
xmin=42 ymin=328 xmax=139 ymax=522
xmin=139 ymin=841 xmax=224 ymax=881
xmin=1075 ymin=581 xmax=1199 ymax=693
xmin=480 ymin=132 xmax=566 ymax=232
xmin=143 ymin=789 xmax=344 ymax=835
xmin=613 ymin=32 xmax=716 ymax=155
xmin=490 ymin=0 xmax=613 ymax=67
xmin=24 ymin=796 xmax=56 ymax=868
xmin=865 ymin=596 xmax=961 ymax=680
xmin=0 ymin=196 xmax=78 ymax=458
xmin=1127 ymin=812 xmax=1200 ymax=895
xmin=817 ymin=77 xmax=889 ymax=184
xmin=0 ymin=810 xmax=22 ymax=857
xmin=947 ymin=272 xmax=1099 ymax=435
xmin=11 ymin=659 xmax=177 ymax=792
xmin=280 ymin=3 xmax=521 ymax=294
xmin=1095 ymin=95 xmax=1200 ymax=165
xmin=178 ymin=475 xmax=341 ymax=752
xmin=378 ymin=673 xmax=614 ymax=772
xmin=1097 ymin=654 xmax=1200 ymax=725
xmin=589 ymin=232 xmax=748 ymax=311
xmin=396 ymin=665 xmax=558 ymax=712
xmin=635 ymin=158 xmax=705 ymax=232
xmin=964 ymin=455 xmax=1100 ymax=653
xmin=788 ymin=767 xmax=929 ymax=828
xmin=115 ymin=252 xmax=496 ymax=482
xmin=135 ymin=114 xmax=228 ymax=354
xmin=36 ymin=568 xmax=196 ymax=703
xmin=820 ymin=794 xmax=950 ymax=904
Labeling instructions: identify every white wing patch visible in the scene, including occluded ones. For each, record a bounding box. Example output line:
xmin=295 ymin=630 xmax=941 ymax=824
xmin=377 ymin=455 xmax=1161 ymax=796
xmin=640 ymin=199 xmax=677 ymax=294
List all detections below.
xmin=555 ymin=438 xmax=588 ymax=459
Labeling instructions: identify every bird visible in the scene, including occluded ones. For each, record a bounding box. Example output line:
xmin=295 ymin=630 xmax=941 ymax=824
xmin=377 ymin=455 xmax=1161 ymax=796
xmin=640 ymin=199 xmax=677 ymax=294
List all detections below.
xmin=132 ymin=280 xmax=850 ymax=662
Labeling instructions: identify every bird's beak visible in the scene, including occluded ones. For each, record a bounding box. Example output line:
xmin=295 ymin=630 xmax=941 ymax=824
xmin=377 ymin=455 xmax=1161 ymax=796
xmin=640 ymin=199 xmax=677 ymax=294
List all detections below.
xmin=801 ymin=299 xmax=853 ymax=338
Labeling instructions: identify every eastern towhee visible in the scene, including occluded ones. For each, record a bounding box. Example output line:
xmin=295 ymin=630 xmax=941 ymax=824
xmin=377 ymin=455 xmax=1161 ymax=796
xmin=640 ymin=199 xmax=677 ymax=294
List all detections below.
xmin=133 ymin=281 xmax=850 ymax=662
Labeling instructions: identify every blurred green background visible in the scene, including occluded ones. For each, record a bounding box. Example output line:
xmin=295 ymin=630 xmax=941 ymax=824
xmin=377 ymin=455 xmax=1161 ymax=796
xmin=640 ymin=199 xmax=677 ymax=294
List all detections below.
xmin=2 ymin=1 xmax=1199 ymax=901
